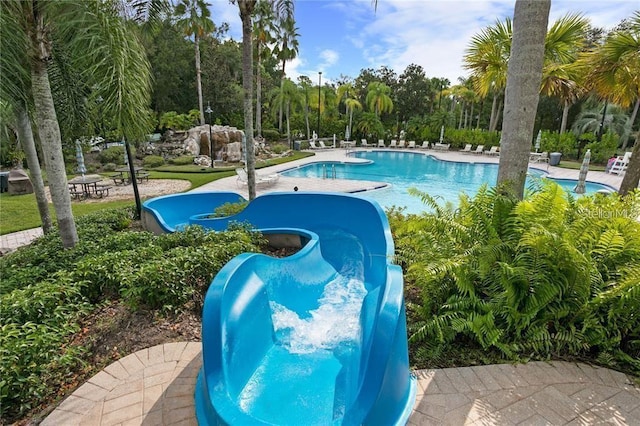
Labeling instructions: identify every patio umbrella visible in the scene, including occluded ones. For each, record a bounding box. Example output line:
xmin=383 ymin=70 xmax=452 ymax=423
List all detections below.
xmin=573 ymin=149 xmax=591 ymax=194
xmin=345 ymin=125 xmax=350 ymax=141
xmin=439 ymin=126 xmax=444 ymax=143
xmin=535 ymin=130 xmax=541 ymax=152
xmin=75 ymin=141 xmax=86 ymax=178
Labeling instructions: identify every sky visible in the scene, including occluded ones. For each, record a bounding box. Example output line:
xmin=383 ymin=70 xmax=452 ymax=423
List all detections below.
xmin=209 ymin=0 xmax=638 ymax=85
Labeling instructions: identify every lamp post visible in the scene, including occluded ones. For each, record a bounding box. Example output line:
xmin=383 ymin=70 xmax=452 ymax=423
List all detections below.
xmin=205 ymin=102 xmax=213 ymax=168
xmin=317 ymin=71 xmax=322 ymax=138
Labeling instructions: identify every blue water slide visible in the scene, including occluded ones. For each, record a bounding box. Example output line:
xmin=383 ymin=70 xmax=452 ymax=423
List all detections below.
xmin=142 ymin=191 xmax=416 ymax=425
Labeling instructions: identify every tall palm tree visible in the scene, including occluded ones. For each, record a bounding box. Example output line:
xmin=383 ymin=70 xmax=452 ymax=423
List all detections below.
xmin=366 ymin=82 xmax=393 ymax=117
xmin=175 ymin=0 xmax=214 ymax=126
xmin=297 ymin=75 xmax=312 ymax=139
xmin=272 ymin=0 xmax=299 ymax=132
xmin=497 ymin=0 xmax=550 ymax=199
xmin=571 ymin=104 xmax=631 ymax=137
xmin=463 ymin=18 xmax=512 ymax=131
xmin=235 ymin=0 xmax=257 ymax=200
xmin=2 ymin=0 xmax=152 ymax=247
xmin=345 ymin=98 xmax=363 ymax=138
xmin=253 ymin=0 xmax=276 ymax=137
xmin=585 ymin=11 xmax=640 ymax=195
xmin=540 ymin=13 xmax=589 ymax=133
xmin=270 ymin=78 xmax=300 ymax=146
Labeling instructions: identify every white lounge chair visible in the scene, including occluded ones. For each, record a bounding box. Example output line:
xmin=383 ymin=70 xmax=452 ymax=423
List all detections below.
xmin=484 ymin=146 xmax=499 ymax=156
xmin=407 ymin=141 xmax=416 ymax=149
xmin=460 ymin=144 xmax=472 ymax=153
xmin=389 ymin=140 xmax=397 ymax=148
xmin=609 ymin=152 xmax=631 ymax=175
xmin=419 ymin=141 xmax=430 ymax=149
xmin=530 ymin=151 xmax=549 ymax=164
xmin=308 ymin=140 xmax=319 ymax=150
xmin=377 ymin=139 xmax=386 ymax=147
xmin=433 ymin=143 xmax=450 ymax=150
xmin=319 ymin=141 xmax=330 ymax=149
xmin=398 ymin=140 xmax=406 ymax=148
xmin=236 ymin=167 xmax=279 ymax=188
xmin=471 ymin=145 xmax=484 ymax=154
xmin=361 ymin=138 xmax=369 ymax=147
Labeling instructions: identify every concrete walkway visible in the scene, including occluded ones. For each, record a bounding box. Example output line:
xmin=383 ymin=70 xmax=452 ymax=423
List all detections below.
xmin=41 ymin=342 xmax=640 ymax=425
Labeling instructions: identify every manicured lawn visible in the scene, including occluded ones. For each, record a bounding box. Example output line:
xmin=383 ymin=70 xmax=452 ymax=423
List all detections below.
xmin=558 ymin=160 xmax=606 ymax=171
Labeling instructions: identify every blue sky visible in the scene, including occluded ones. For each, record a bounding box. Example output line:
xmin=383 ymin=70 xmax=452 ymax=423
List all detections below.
xmin=210 ymin=0 xmax=638 ymax=85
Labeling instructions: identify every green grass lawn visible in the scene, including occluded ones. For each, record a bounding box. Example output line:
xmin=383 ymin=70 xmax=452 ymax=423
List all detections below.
xmin=558 ymin=160 xmax=606 ymax=172
xmin=0 ymin=152 xmax=315 ymax=235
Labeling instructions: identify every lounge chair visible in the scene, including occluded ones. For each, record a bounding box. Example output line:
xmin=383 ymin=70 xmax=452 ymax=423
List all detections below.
xmin=460 ymin=144 xmax=472 ymax=153
xmin=419 ymin=141 xmax=430 ymax=149
xmin=471 ymin=145 xmax=484 ymax=154
xmin=484 ymin=146 xmax=499 ymax=156
xmin=308 ymin=140 xmax=319 ymax=150
xmin=389 ymin=140 xmax=397 ymax=148
xmin=433 ymin=143 xmax=450 ymax=150
xmin=398 ymin=140 xmax=406 ymax=148
xmin=407 ymin=141 xmax=416 ymax=149
xmin=236 ymin=168 xmax=279 ymax=188
xmin=319 ymin=141 xmax=330 ymax=149
xmin=377 ymin=139 xmax=386 ymax=147
xmin=530 ymin=151 xmax=549 ymax=163
xmin=609 ymin=152 xmax=632 ymax=175
xmin=361 ymin=138 xmax=369 ymax=147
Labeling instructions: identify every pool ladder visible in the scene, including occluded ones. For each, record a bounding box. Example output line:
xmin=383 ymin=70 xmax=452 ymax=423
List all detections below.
xmin=322 ymin=164 xmax=336 ymax=179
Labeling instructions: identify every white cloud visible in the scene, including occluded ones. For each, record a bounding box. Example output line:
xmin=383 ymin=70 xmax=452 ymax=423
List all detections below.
xmin=319 ymin=49 xmax=339 ymax=69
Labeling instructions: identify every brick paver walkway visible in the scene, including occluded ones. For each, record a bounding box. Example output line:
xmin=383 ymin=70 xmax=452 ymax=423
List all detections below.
xmin=42 ymin=342 xmax=640 ymax=425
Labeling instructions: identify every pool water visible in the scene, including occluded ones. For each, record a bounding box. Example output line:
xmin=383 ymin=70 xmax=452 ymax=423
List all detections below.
xmin=281 ymin=151 xmax=612 ymax=214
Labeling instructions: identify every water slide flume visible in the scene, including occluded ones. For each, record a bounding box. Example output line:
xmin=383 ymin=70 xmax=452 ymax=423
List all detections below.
xmin=142 ymin=192 xmax=416 ymax=425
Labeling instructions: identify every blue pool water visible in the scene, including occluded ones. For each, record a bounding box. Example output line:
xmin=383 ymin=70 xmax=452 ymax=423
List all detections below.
xmin=281 ymin=151 xmax=612 ymax=214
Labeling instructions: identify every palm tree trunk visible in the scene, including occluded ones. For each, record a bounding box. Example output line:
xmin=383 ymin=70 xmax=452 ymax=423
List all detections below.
xmin=497 ymin=0 xmax=550 ymax=199
xmin=286 ymin=101 xmax=291 ymax=147
xmin=278 ymin=60 xmax=285 ymax=132
xmin=494 ymin=98 xmax=503 ymax=131
xmin=560 ymin=100 xmax=570 ymax=133
xmin=618 ymin=132 xmax=639 ymax=196
xmin=195 ymin=34 xmax=205 ymax=125
xmin=239 ymin=1 xmax=256 ymax=200
xmin=349 ymin=107 xmax=354 ymax=137
xmin=458 ymin=100 xmax=465 ymax=129
xmin=255 ymin=55 xmax=262 ymax=137
xmin=489 ymin=94 xmax=498 ymax=131
xmin=621 ymin=98 xmax=639 ymax=150
xmin=476 ymin=98 xmax=484 ymax=129
xmin=31 ymin=61 xmax=78 ymax=247
xmin=16 ymin=104 xmax=53 ymax=233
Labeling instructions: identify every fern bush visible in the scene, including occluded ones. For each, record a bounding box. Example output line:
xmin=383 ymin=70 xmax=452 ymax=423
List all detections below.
xmin=391 ymin=182 xmax=640 ymax=373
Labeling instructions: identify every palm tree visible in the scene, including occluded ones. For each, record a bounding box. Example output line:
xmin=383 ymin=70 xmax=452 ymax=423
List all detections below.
xmin=253 ymin=0 xmax=276 ymax=137
xmin=235 ymin=0 xmax=257 ymax=200
xmin=571 ymin=104 xmax=631 ymax=137
xmin=175 ymin=0 xmax=214 ymax=126
xmin=345 ymin=98 xmax=363 ymax=139
xmin=583 ymin=12 xmax=640 ymax=195
xmin=366 ymin=82 xmax=393 ymax=117
xmin=357 ymin=112 xmax=384 ymax=139
xmin=297 ymin=76 xmax=312 ymax=139
xmin=2 ymin=0 xmax=152 ymax=247
xmin=272 ymin=0 xmax=299 ymax=133
xmin=463 ymin=18 xmax=512 ymax=131
xmin=540 ymin=13 xmax=589 ymax=133
xmin=497 ymin=0 xmax=550 ymax=199
xmin=270 ymin=79 xmax=300 ymax=147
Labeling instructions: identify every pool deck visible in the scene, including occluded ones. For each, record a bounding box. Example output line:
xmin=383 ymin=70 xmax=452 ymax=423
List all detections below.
xmin=41 ymin=342 xmax=640 ymax=425
xmin=9 ymin=147 xmax=639 ymax=425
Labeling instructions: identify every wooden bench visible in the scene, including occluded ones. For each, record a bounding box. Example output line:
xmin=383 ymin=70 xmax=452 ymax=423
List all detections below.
xmin=110 ymin=173 xmax=127 ymax=185
xmin=136 ymin=172 xmax=150 ymax=184
xmin=94 ymin=185 xmax=112 ymax=198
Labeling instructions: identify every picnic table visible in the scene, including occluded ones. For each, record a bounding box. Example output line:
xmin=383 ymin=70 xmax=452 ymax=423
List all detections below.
xmin=112 ymin=167 xmax=149 ymax=185
xmin=68 ymin=176 xmax=112 ymax=199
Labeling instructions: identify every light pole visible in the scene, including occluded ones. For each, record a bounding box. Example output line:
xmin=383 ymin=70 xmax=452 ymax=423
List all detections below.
xmin=317 ymin=71 xmax=322 ymax=138
xmin=205 ymin=102 xmax=213 ymax=168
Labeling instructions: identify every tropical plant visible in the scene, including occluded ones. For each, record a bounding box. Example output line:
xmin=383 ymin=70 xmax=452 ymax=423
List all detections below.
xmin=365 ymin=81 xmax=393 ymax=117
xmin=497 ymin=0 xmax=550 ymax=199
xmin=270 ymin=78 xmax=301 ymax=146
xmin=356 ymin=112 xmax=384 ymax=139
xmin=391 ymin=182 xmax=640 ymax=373
xmin=253 ymin=0 xmax=276 ymax=137
xmin=272 ymin=0 xmax=298 ymax=133
xmin=175 ymin=0 xmax=215 ymax=125
xmin=571 ymin=104 xmax=631 ymax=140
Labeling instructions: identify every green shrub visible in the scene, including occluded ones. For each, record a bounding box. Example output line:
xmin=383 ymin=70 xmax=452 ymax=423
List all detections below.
xmin=169 ymin=155 xmax=195 ymax=165
xmin=391 ymin=183 xmax=640 ymax=373
xmin=541 ymin=131 xmax=577 ymax=159
xmin=213 ymin=201 xmax=248 ymax=217
xmin=98 ymin=146 xmax=135 ymax=165
xmin=270 ymin=143 xmax=288 ymax=154
xmin=103 ymin=162 xmax=117 ymax=172
xmin=143 ymin=155 xmax=165 ymax=168
xmin=159 ymin=111 xmax=197 ymax=130
xmin=584 ymin=132 xmax=618 ymax=164
xmin=261 ymin=129 xmax=281 ymax=142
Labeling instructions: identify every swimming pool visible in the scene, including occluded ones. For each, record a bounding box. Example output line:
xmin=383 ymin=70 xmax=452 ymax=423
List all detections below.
xmin=281 ymin=151 xmax=613 ymax=214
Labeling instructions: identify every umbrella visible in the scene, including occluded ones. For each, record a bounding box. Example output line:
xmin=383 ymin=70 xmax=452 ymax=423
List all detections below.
xmin=345 ymin=125 xmax=350 ymax=141
xmin=535 ymin=130 xmax=541 ymax=152
xmin=573 ymin=149 xmax=591 ymax=194
xmin=75 ymin=141 xmax=86 ymax=178
xmin=439 ymin=125 xmax=444 ymax=143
